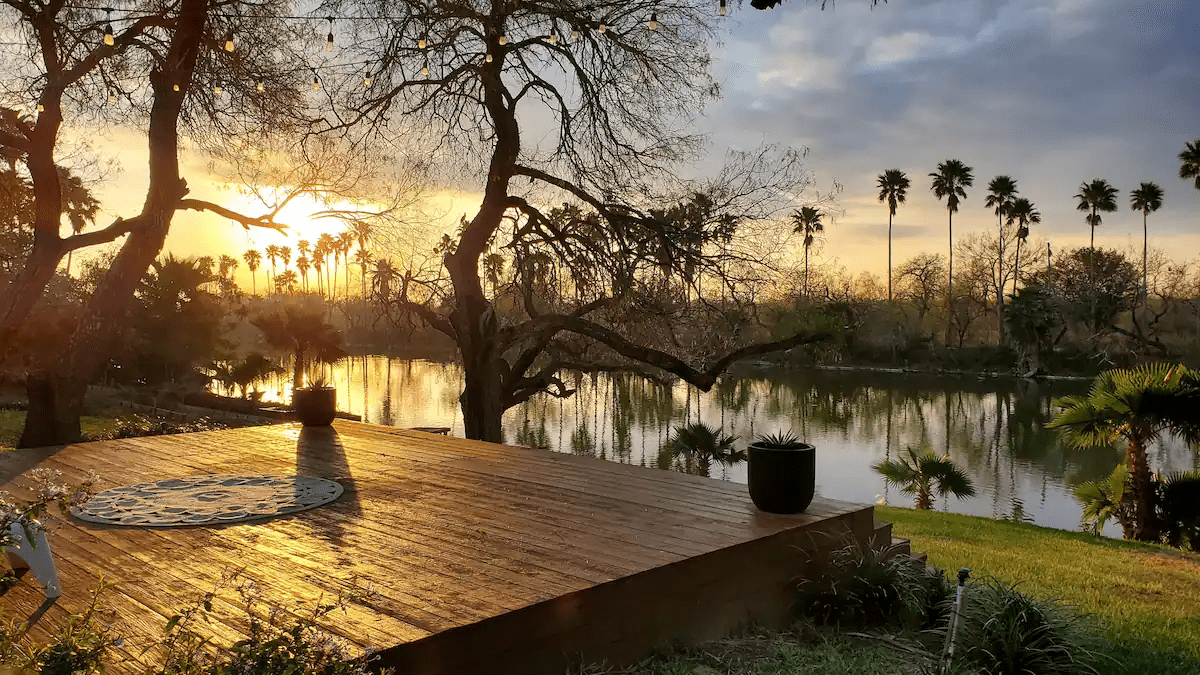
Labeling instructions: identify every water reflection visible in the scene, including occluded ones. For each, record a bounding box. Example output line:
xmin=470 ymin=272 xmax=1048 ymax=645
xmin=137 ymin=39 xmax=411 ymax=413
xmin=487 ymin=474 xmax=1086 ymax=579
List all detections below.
xmin=257 ymin=359 xmax=1197 ymax=535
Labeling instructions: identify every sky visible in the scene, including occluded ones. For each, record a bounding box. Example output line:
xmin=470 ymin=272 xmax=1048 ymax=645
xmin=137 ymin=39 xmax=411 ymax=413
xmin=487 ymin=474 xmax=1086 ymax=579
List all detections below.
xmin=88 ymin=0 xmax=1200 ymax=285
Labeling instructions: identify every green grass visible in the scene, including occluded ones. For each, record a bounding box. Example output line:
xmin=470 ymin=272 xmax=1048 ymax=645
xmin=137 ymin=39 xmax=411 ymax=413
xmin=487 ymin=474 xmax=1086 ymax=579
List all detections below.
xmin=0 ymin=409 xmax=127 ymax=449
xmin=880 ymin=505 xmax=1200 ymax=671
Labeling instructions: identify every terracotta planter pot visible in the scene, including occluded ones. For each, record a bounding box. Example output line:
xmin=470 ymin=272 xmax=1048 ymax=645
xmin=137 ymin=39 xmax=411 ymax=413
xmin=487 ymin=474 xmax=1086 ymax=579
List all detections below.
xmin=293 ymin=387 xmax=336 ymax=426
xmin=747 ymin=442 xmax=816 ymax=514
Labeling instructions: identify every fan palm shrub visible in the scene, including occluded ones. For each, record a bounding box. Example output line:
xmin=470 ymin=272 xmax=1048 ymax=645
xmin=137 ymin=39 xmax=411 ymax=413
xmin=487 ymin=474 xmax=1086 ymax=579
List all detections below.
xmin=1048 ymin=364 xmax=1200 ymax=542
xmin=659 ymin=422 xmax=744 ymax=476
xmin=874 ymin=447 xmax=976 ymax=510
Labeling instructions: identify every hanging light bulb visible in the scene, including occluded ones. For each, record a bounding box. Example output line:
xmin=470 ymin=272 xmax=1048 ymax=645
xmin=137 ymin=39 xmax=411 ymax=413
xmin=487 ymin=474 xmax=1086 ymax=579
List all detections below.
xmin=213 ymin=83 xmax=222 ymax=95
xmin=312 ymin=75 xmax=320 ymax=90
xmin=256 ymin=81 xmax=264 ymax=91
xmin=485 ymin=52 xmax=493 ymax=63
xmin=36 ymin=104 xmax=44 ymax=113
xmin=418 ymin=37 xmax=426 ymax=49
xmin=224 ymin=31 xmax=234 ymax=52
xmin=498 ymin=34 xmax=507 ymax=45
xmin=548 ymin=30 xmax=558 ymax=44
xmin=363 ymin=70 xmax=372 ymax=87
xmin=648 ymin=11 xmax=658 ymax=30
xmin=173 ymin=83 xmax=180 ymax=91
xmin=598 ymin=21 xmax=607 ymax=33
xmin=103 ymin=8 xmax=114 ymax=46
xmin=719 ymin=0 xmax=727 ymax=16
xmin=325 ymin=17 xmax=334 ymax=52
xmin=570 ymin=28 xmax=580 ymax=41
xmin=107 ymin=90 xmax=116 ymax=104
xmin=421 ymin=61 xmax=430 ymax=77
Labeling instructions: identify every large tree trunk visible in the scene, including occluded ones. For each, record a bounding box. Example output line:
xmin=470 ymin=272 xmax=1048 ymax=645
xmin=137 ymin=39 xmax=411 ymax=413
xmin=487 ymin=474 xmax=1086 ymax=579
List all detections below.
xmin=18 ymin=0 xmax=209 ymax=448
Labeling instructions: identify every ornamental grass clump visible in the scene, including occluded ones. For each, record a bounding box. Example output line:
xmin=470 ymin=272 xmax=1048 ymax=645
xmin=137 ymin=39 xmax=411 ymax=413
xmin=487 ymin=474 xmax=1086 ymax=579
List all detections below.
xmin=944 ymin=579 xmax=1106 ymax=675
xmin=795 ymin=541 xmax=951 ymax=630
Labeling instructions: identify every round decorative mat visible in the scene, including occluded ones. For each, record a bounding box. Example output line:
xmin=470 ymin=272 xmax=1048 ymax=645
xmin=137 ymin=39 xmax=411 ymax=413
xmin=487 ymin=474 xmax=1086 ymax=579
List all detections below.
xmin=71 ymin=475 xmax=343 ymax=527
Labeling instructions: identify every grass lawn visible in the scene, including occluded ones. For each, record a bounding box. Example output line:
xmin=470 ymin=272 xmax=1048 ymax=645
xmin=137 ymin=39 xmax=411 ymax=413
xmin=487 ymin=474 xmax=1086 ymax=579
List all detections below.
xmin=0 ymin=409 xmax=126 ymax=449
xmin=880 ymin=505 xmax=1200 ymax=671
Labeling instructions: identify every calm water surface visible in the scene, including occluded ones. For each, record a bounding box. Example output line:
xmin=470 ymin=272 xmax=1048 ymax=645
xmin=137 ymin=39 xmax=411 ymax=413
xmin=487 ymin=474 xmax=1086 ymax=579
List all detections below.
xmin=260 ymin=358 xmax=1198 ymax=536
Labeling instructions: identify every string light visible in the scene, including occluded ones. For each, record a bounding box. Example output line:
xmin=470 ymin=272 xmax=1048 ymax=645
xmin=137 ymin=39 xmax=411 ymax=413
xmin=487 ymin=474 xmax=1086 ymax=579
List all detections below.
xmin=224 ymin=31 xmax=234 ymax=51
xmin=312 ymin=74 xmax=320 ymax=89
xmin=213 ymin=83 xmax=222 ymax=95
xmin=719 ymin=0 xmax=727 ymax=15
xmin=173 ymin=83 xmax=180 ymax=91
xmin=102 ymin=7 xmax=114 ymax=46
xmin=570 ymin=28 xmax=580 ymax=41
xmin=498 ymin=34 xmax=507 ymax=45
xmin=36 ymin=104 xmax=44 ymax=112
xmin=485 ymin=52 xmax=493 ymax=63
xmin=418 ymin=37 xmax=426 ymax=49
xmin=363 ymin=70 xmax=372 ymax=86
xmin=648 ymin=11 xmax=658 ymax=30
xmin=107 ymin=90 xmax=116 ymax=103
xmin=548 ymin=30 xmax=557 ymax=44
xmin=598 ymin=21 xmax=607 ymax=33
xmin=325 ymin=17 xmax=334 ymax=52
xmin=256 ymin=81 xmax=264 ymax=91
xmin=421 ymin=60 xmax=429 ymax=77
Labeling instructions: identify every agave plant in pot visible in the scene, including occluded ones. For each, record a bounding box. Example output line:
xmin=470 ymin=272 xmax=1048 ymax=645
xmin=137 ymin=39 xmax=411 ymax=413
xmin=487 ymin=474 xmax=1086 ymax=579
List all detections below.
xmin=747 ymin=431 xmax=816 ymax=514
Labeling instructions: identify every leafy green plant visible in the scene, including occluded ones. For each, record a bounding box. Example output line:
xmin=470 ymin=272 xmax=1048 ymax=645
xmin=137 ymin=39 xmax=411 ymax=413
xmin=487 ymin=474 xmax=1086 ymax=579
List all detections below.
xmin=873 ymin=447 xmax=976 ymax=510
xmin=1157 ymin=470 xmax=1200 ymax=550
xmin=795 ymin=541 xmax=951 ymax=630
xmin=1074 ymin=463 xmax=1132 ymax=537
xmin=945 ymin=579 xmax=1106 ymax=675
xmin=659 ymin=422 xmax=744 ymax=475
xmin=753 ymin=430 xmax=807 ymax=449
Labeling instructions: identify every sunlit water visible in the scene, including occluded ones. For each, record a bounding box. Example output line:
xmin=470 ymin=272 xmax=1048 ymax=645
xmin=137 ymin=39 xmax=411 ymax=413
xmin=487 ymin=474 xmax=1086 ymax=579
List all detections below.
xmin=254 ymin=357 xmax=1198 ymax=536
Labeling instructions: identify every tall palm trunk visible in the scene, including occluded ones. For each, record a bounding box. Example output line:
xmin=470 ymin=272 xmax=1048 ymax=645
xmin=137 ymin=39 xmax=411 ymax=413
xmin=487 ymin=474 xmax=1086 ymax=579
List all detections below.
xmin=804 ymin=246 xmax=809 ymax=299
xmin=996 ymin=210 xmax=1005 ymax=343
xmin=1089 ymin=208 xmax=1096 ymax=332
xmin=946 ymin=210 xmax=954 ymax=343
xmin=1137 ymin=208 xmax=1147 ymax=309
xmin=887 ymin=210 xmax=893 ymax=302
xmin=1012 ymin=237 xmax=1022 ymax=299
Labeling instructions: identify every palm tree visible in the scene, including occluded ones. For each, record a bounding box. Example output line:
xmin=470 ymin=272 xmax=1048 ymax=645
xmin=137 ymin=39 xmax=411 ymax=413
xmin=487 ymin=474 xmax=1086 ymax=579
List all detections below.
xmin=274 ymin=269 xmax=298 ymax=294
xmin=929 ymin=159 xmax=975 ymax=322
xmin=242 ymin=249 xmax=261 ymax=295
xmin=1005 ymin=197 xmax=1040 ymax=297
xmin=353 ymin=249 xmax=373 ymax=299
xmin=338 ymin=231 xmax=355 ymax=300
xmin=790 ymin=206 xmax=824 ymax=298
xmin=296 ymin=255 xmax=310 ymax=292
xmin=660 ymin=423 xmax=744 ymax=477
xmin=311 ymin=246 xmax=327 ymax=297
xmin=59 ymin=169 xmax=100 ymax=277
xmin=279 ymin=245 xmax=292 ymax=275
xmin=873 ymin=446 xmax=976 ymax=510
xmin=297 ymin=239 xmax=310 ymax=261
xmin=251 ymin=306 xmax=346 ymax=392
xmin=876 ymin=169 xmax=910 ymax=302
xmin=1048 ymin=364 xmax=1200 ymax=542
xmin=1074 ymin=179 xmax=1119 ymax=331
xmin=1129 ymin=182 xmax=1164 ymax=308
xmin=264 ymin=244 xmax=281 ymax=296
xmin=1180 ymin=138 xmax=1200 ymax=190
xmin=984 ymin=175 xmax=1019 ymax=336
xmin=317 ymin=233 xmax=337 ymax=298
xmin=217 ymin=254 xmax=239 ymax=279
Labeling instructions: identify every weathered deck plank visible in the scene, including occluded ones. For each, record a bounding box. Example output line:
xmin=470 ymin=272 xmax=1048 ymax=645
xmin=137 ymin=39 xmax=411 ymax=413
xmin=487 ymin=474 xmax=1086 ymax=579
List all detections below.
xmin=1 ymin=421 xmax=877 ymax=674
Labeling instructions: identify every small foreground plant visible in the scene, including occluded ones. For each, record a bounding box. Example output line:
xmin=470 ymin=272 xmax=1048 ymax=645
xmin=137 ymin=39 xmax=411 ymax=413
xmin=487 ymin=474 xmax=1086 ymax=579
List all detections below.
xmin=874 ymin=447 xmax=976 ymax=510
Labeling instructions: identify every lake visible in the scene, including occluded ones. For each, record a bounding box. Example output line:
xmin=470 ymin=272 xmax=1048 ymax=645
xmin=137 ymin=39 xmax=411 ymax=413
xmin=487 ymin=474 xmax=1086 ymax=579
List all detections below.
xmin=257 ymin=357 xmax=1198 ymax=536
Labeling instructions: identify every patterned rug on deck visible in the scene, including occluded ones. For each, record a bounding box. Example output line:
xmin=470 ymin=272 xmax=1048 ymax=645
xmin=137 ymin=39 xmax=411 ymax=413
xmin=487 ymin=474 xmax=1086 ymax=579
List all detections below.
xmin=71 ymin=475 xmax=344 ymax=527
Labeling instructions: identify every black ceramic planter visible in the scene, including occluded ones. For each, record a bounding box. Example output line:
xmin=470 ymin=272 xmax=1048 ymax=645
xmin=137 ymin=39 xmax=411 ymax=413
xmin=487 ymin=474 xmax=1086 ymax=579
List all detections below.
xmin=293 ymin=387 xmax=337 ymax=426
xmin=747 ymin=442 xmax=816 ymax=514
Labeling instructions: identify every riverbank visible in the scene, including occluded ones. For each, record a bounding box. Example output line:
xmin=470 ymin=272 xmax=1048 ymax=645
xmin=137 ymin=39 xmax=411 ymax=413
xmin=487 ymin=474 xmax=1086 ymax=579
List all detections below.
xmin=589 ymin=507 xmax=1200 ymax=675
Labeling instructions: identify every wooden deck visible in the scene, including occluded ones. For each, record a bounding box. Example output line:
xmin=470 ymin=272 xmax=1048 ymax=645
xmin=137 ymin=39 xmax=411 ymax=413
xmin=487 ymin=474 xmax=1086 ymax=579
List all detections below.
xmin=0 ymin=421 xmax=883 ymax=674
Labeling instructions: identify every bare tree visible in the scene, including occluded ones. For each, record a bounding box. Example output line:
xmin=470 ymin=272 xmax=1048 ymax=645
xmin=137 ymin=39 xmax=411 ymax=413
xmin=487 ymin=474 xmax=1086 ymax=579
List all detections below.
xmin=0 ymin=0 xmax=317 ymax=445
xmin=316 ymin=0 xmax=829 ymax=441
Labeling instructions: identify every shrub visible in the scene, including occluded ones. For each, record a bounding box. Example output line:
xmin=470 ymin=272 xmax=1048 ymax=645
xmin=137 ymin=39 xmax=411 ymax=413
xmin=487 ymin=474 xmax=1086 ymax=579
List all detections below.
xmin=88 ymin=414 xmax=229 ymax=441
xmin=795 ymin=541 xmax=951 ymax=630
xmin=944 ymin=579 xmax=1105 ymax=675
